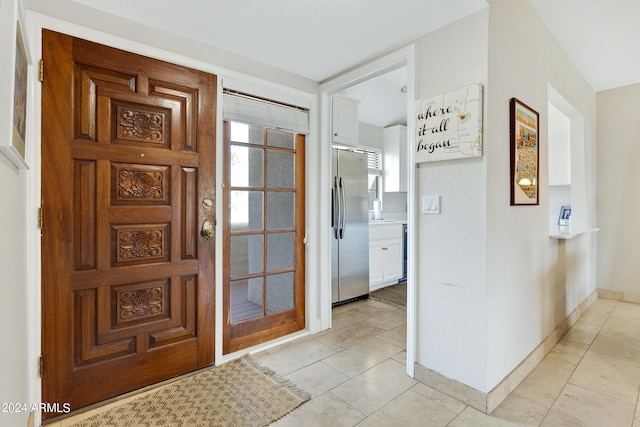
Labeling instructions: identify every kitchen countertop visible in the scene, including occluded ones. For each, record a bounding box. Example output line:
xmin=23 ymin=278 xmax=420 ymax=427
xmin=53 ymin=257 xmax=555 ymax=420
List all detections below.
xmin=369 ymin=219 xmax=407 ymax=225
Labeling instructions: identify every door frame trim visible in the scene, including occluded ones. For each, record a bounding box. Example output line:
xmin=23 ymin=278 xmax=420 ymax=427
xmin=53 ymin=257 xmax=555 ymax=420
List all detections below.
xmin=319 ymin=45 xmax=417 ymax=377
xmin=26 ymin=12 xmax=320 ymax=425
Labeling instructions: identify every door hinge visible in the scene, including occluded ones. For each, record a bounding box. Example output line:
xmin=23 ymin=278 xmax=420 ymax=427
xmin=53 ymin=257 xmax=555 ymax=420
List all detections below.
xmin=38 ymin=355 xmax=44 ymax=378
xmin=38 ymin=206 xmax=44 ymax=230
xmin=39 ymin=60 xmax=44 ymax=82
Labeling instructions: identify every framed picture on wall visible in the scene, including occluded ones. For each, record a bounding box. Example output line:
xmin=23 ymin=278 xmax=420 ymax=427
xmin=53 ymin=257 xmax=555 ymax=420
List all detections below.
xmin=558 ymin=205 xmax=571 ymax=226
xmin=0 ymin=19 xmax=30 ymax=169
xmin=509 ymin=98 xmax=539 ymax=205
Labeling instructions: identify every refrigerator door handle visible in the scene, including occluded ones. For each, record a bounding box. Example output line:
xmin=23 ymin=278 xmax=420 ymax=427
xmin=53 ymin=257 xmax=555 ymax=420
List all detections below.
xmin=339 ymin=177 xmax=346 ymax=239
xmin=332 ymin=176 xmax=340 ymax=239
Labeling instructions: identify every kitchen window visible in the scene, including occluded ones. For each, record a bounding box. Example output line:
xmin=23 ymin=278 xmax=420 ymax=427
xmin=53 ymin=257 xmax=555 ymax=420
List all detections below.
xmin=366 ymin=149 xmax=382 ymax=210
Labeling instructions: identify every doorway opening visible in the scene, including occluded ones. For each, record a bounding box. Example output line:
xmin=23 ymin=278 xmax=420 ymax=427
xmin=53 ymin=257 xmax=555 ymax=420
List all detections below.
xmin=320 ymin=46 xmax=417 ymax=376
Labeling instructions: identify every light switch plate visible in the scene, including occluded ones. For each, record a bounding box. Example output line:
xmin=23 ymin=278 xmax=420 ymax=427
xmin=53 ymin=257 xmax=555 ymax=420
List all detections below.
xmin=422 ymin=195 xmax=440 ymax=214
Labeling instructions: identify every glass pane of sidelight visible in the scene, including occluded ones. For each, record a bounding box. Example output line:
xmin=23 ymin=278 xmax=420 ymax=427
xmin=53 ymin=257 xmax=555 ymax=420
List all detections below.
xmin=230 ymin=121 xmax=249 ymax=143
xmin=266 ymin=272 xmax=295 ymax=314
xmin=266 ymin=150 xmax=294 ymax=189
xmin=230 ymin=122 xmax=264 ymax=145
xmin=230 ymin=145 xmax=264 ymax=188
xmin=266 ymin=128 xmax=294 ymax=149
xmin=266 ymin=192 xmax=294 ymax=230
xmin=230 ymin=278 xmax=264 ymax=323
xmin=231 ymin=191 xmax=263 ymax=232
xmin=248 ymin=124 xmax=264 ymax=145
xmin=230 ymin=234 xmax=264 ymax=277
xmin=266 ymin=232 xmax=294 ymax=272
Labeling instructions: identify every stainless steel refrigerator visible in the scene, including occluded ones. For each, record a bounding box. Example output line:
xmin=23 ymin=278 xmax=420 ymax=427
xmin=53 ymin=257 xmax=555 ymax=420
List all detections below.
xmin=331 ymin=148 xmax=369 ymax=304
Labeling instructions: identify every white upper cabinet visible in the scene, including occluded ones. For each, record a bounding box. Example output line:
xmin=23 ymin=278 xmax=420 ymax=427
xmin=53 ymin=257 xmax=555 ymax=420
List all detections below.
xmin=383 ymin=125 xmax=407 ymax=192
xmin=332 ymin=94 xmax=359 ymax=146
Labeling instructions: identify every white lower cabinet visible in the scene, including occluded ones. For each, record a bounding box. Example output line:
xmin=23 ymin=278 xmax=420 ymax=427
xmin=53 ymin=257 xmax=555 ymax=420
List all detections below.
xmin=369 ymin=223 xmax=403 ymax=291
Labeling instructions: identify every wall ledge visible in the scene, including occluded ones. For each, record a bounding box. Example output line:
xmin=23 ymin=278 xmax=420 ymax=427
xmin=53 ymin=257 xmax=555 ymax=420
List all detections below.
xmin=414 ymin=289 xmax=598 ymax=414
xmin=549 ymin=226 xmax=599 ymax=239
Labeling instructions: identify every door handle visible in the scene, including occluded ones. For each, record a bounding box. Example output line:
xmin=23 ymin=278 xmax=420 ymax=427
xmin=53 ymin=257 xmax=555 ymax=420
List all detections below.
xmin=201 ymin=220 xmax=214 ymax=239
xmin=339 ymin=177 xmax=346 ymax=239
xmin=332 ymin=177 xmax=339 ymax=239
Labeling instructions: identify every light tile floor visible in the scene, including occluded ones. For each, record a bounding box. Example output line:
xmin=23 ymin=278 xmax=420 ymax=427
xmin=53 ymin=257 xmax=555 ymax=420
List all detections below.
xmin=48 ymin=297 xmax=640 ymax=426
xmin=253 ymin=297 xmax=640 ymax=427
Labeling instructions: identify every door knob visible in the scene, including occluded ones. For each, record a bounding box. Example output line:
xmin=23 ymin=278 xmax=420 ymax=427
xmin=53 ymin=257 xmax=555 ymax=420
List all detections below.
xmin=201 ymin=220 xmax=214 ymax=239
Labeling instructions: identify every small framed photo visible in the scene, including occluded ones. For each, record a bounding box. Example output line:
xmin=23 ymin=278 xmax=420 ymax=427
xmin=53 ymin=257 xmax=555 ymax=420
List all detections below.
xmin=558 ymin=205 xmax=571 ymax=226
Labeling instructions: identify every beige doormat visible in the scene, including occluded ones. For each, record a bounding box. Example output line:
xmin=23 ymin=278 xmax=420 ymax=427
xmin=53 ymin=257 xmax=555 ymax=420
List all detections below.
xmin=369 ymin=282 xmax=406 ymax=309
xmin=70 ymin=357 xmax=310 ymax=427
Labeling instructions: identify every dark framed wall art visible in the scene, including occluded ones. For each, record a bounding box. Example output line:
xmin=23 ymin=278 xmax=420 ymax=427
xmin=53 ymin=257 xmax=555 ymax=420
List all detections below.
xmin=509 ymin=98 xmax=539 ymax=205
xmin=0 ymin=16 xmax=30 ymax=169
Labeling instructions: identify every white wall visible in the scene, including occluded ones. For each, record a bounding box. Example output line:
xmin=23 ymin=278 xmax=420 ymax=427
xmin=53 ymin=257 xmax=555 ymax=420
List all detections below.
xmin=485 ymin=0 xmax=596 ymax=390
xmin=358 ymin=122 xmax=383 ymax=149
xmin=414 ymin=8 xmax=490 ymax=391
xmin=548 ymin=103 xmax=571 ymax=186
xmin=597 ymin=83 xmax=640 ymax=294
xmin=414 ymin=0 xmax=597 ymax=395
xmin=0 ymin=160 xmax=30 ymax=426
xmin=0 ymin=0 xmax=32 ymax=425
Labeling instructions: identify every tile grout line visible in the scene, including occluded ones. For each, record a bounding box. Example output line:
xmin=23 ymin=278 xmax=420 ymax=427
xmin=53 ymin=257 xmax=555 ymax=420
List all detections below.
xmin=325 ymin=301 xmax=410 ymax=426
xmin=537 ymin=299 xmax=620 ymax=426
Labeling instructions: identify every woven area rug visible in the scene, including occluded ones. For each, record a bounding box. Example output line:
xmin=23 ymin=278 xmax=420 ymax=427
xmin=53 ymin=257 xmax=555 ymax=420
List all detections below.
xmin=70 ymin=357 xmax=310 ymax=427
xmin=369 ymin=281 xmax=407 ymax=309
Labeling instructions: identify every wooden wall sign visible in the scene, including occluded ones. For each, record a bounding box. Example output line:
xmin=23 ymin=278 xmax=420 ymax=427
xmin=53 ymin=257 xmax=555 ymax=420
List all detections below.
xmin=415 ymin=83 xmax=483 ymax=163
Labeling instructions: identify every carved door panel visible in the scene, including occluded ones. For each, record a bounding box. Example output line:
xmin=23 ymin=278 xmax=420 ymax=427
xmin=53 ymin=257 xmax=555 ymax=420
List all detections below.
xmin=41 ymin=30 xmax=216 ymax=416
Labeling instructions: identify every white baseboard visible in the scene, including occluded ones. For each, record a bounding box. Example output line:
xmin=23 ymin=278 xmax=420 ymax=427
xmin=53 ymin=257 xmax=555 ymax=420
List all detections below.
xmin=413 ymin=289 xmax=599 ymax=414
xmin=598 ymin=288 xmax=640 ymax=304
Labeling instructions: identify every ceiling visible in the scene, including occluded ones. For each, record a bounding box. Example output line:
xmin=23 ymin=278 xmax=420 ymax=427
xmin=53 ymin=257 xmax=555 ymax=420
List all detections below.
xmin=71 ymin=0 xmax=640 ymax=127
xmin=341 ymin=67 xmax=408 ymax=128
xmin=529 ymin=0 xmax=640 ymax=92
xmin=72 ymin=0 xmax=488 ymax=82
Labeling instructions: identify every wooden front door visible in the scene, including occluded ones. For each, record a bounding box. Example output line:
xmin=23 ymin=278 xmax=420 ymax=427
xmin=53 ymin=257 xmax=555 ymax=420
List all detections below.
xmin=41 ymin=30 xmax=216 ymax=416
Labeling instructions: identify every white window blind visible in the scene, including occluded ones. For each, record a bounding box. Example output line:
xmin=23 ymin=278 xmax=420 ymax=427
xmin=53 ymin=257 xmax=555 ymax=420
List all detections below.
xmin=223 ymin=90 xmax=309 ymax=135
xmin=352 ymin=148 xmax=381 ymax=175
xmin=366 ymin=150 xmax=381 ymax=171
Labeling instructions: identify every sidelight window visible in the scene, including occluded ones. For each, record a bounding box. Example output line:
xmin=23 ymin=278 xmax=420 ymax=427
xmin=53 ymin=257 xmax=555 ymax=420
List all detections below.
xmin=222 ymin=90 xmax=307 ymax=354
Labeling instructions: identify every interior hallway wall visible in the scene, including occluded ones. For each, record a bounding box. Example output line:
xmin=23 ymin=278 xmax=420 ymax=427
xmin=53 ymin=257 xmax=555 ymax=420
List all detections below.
xmin=596 ymin=83 xmax=640 ymax=295
xmin=0 ymin=1 xmax=31 ymax=425
xmin=414 ymin=0 xmax=598 ymax=395
xmin=0 ymin=151 xmax=30 ymax=426
xmin=414 ymin=8 xmax=490 ymax=392
xmin=485 ymin=0 xmax=597 ymax=390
